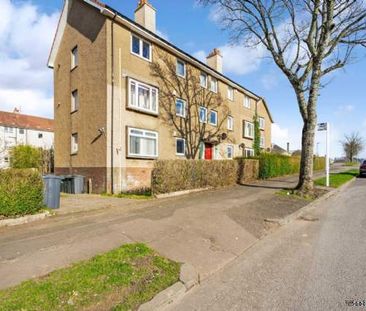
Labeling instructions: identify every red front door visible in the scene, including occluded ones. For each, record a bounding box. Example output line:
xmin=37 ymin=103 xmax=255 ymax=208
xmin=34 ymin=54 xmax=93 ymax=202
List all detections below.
xmin=205 ymin=144 xmax=213 ymax=160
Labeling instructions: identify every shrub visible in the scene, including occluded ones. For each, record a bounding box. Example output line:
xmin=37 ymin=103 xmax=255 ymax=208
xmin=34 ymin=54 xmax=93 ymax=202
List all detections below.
xmin=152 ymin=160 xmax=238 ymax=194
xmin=258 ymin=153 xmax=325 ymax=179
xmin=10 ymin=145 xmax=42 ymax=169
xmin=0 ymin=169 xmax=44 ymax=217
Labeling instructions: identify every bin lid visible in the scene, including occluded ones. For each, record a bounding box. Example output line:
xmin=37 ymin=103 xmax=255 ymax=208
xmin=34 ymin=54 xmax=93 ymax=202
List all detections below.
xmin=43 ymin=175 xmax=63 ymax=180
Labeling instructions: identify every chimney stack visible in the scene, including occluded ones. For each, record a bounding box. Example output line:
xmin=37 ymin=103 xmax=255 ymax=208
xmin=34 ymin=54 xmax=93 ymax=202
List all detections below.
xmin=135 ymin=0 xmax=156 ymax=33
xmin=206 ymin=48 xmax=223 ymax=73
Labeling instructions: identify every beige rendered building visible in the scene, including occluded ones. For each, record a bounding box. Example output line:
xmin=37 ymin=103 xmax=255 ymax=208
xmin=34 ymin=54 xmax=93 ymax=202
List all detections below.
xmin=48 ymin=0 xmax=274 ymax=193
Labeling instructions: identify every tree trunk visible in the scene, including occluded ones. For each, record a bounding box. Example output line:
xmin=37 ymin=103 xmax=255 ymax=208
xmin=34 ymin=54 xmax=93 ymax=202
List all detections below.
xmin=296 ymin=119 xmax=316 ymax=193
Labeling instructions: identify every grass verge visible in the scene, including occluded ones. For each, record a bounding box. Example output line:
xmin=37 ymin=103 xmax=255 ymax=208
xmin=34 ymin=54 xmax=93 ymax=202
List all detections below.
xmin=314 ymin=170 xmax=359 ymax=188
xmin=102 ymin=190 xmax=153 ymax=200
xmin=0 ymin=243 xmax=180 ymax=311
xmin=343 ymin=162 xmax=359 ymax=167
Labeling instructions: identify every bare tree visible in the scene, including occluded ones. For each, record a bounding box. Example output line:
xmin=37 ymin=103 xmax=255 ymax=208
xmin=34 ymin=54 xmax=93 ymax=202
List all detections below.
xmin=150 ymin=51 xmax=230 ymax=159
xmin=341 ymin=132 xmax=364 ymax=162
xmin=200 ymin=0 xmax=366 ymax=193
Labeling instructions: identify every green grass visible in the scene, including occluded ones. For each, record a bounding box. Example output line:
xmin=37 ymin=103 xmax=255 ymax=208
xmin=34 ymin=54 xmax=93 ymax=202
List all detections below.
xmin=314 ymin=170 xmax=359 ymax=188
xmin=102 ymin=191 xmax=153 ymax=200
xmin=0 ymin=243 xmax=180 ymax=311
xmin=276 ymin=189 xmax=315 ymax=201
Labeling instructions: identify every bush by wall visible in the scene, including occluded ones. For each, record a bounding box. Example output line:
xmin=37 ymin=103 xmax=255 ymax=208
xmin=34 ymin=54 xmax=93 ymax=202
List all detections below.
xmin=152 ymin=160 xmax=238 ymax=195
xmin=236 ymin=158 xmax=259 ymax=183
xmin=0 ymin=169 xmax=44 ymax=217
xmin=10 ymin=145 xmax=42 ymax=169
xmin=258 ymin=154 xmax=325 ymax=179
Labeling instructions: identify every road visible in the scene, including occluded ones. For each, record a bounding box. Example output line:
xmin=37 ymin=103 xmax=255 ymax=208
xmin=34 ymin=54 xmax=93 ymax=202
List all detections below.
xmin=168 ymin=177 xmax=366 ymax=311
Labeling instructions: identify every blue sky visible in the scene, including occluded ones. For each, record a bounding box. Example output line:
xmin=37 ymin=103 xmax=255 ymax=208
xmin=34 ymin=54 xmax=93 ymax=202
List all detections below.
xmin=0 ymin=0 xmax=365 ymax=158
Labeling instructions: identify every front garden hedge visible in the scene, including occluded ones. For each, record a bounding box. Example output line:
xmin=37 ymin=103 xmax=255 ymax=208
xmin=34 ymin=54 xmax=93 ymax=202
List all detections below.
xmin=0 ymin=169 xmax=44 ymax=217
xmin=152 ymin=160 xmax=238 ymax=194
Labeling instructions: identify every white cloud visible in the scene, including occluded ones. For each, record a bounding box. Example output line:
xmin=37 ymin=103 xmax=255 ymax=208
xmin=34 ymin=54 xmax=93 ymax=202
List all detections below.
xmin=272 ymin=123 xmax=302 ymax=151
xmin=193 ymin=44 xmax=266 ymax=75
xmin=335 ymin=104 xmax=354 ymax=114
xmin=0 ymin=0 xmax=58 ymax=118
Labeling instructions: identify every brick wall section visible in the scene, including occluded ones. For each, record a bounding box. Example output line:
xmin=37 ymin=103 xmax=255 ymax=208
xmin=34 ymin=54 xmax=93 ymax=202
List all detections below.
xmin=55 ymin=167 xmax=106 ymax=194
xmin=125 ymin=167 xmax=153 ymax=190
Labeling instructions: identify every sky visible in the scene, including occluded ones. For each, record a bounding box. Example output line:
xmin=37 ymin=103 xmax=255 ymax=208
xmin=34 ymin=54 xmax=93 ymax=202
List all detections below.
xmin=0 ymin=0 xmax=365 ymax=158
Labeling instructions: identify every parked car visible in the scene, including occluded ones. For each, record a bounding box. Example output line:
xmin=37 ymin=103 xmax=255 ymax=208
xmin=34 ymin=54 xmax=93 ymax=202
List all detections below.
xmin=360 ymin=161 xmax=366 ymax=176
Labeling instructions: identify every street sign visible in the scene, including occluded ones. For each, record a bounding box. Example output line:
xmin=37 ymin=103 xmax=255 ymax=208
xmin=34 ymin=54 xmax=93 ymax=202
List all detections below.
xmin=318 ymin=123 xmax=328 ymax=131
xmin=317 ymin=122 xmax=330 ymax=187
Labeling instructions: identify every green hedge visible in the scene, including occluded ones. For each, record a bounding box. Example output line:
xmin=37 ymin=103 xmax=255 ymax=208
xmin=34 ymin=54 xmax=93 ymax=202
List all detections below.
xmin=152 ymin=160 xmax=238 ymax=195
xmin=236 ymin=158 xmax=259 ymax=183
xmin=0 ymin=169 xmax=44 ymax=217
xmin=258 ymin=154 xmax=325 ymax=179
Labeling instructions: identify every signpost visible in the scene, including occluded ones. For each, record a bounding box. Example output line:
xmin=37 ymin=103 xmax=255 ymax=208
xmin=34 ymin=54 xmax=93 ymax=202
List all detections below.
xmin=318 ymin=122 xmax=330 ymax=187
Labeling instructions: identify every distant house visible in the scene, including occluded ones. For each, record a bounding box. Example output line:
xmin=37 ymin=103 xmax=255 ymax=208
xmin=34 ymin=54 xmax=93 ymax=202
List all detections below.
xmin=271 ymin=144 xmax=290 ymax=156
xmin=0 ymin=110 xmax=54 ymax=168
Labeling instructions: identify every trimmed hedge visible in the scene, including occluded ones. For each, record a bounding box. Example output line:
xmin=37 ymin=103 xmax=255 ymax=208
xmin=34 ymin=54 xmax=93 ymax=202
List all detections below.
xmin=0 ymin=169 xmax=44 ymax=217
xmin=258 ymin=154 xmax=325 ymax=179
xmin=152 ymin=160 xmax=238 ymax=195
xmin=236 ymin=158 xmax=259 ymax=183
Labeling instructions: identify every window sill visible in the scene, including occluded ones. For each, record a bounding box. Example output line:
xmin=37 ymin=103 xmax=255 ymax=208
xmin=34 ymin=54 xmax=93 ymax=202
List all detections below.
xmin=243 ymin=136 xmax=254 ymax=140
xmin=71 ymin=110 xmax=78 ymax=115
xmin=126 ymin=106 xmax=158 ymax=117
xmin=131 ymin=51 xmax=152 ymax=63
xmin=127 ymin=155 xmax=158 ymax=160
xmin=71 ymin=152 xmax=78 ymax=156
xmin=70 ymin=65 xmax=78 ymax=72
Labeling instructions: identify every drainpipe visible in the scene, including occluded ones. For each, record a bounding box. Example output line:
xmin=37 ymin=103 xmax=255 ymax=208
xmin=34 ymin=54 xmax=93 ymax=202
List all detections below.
xmin=110 ymin=14 xmax=116 ymax=194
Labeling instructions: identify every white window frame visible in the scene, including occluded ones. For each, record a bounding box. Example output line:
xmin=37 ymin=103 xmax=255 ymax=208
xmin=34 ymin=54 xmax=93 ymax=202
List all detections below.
xmin=245 ymin=148 xmax=254 ymax=157
xmin=19 ymin=129 xmax=25 ymax=134
xmin=227 ymin=116 xmax=234 ymax=131
xmin=71 ymin=46 xmax=78 ymax=69
xmin=176 ymin=98 xmax=186 ymax=118
xmin=227 ymin=145 xmax=234 ymax=159
xmin=210 ymin=77 xmax=218 ymax=93
xmin=199 ymin=106 xmax=207 ymax=123
xmin=227 ymin=86 xmax=234 ymax=101
xmin=244 ymin=121 xmax=254 ymax=139
xmin=127 ymin=127 xmax=158 ymax=159
xmin=176 ymin=59 xmax=186 ymax=78
xmin=4 ymin=127 xmax=14 ymax=134
xmin=244 ymin=96 xmax=251 ymax=109
xmin=71 ymin=89 xmax=79 ymax=112
xmin=130 ymin=34 xmax=152 ymax=62
xmin=128 ymin=78 xmax=159 ymax=115
xmin=209 ymin=110 xmax=218 ymax=126
xmin=260 ymin=135 xmax=265 ymax=148
xmin=259 ymin=117 xmax=265 ymax=130
xmin=71 ymin=133 xmax=78 ymax=154
xmin=176 ymin=138 xmax=186 ymax=156
xmin=200 ymin=72 xmax=207 ymax=88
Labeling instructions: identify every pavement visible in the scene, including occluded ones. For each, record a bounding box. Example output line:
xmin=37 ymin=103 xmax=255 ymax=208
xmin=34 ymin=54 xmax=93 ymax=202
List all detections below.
xmin=167 ymin=177 xmax=366 ymax=311
xmin=0 ymin=165 xmax=352 ymax=290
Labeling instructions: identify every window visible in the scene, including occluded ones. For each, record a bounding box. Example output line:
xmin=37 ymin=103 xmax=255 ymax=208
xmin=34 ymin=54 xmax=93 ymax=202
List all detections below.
xmin=71 ymin=46 xmax=78 ymax=69
xmin=245 ymin=148 xmax=254 ymax=157
xmin=71 ymin=89 xmax=79 ymax=112
xmin=259 ymin=117 xmax=265 ymax=130
xmin=243 ymin=121 xmax=254 ymax=139
xmin=38 ymin=133 xmax=43 ymax=139
xmin=199 ymin=106 xmax=207 ymax=123
xmin=19 ymin=129 xmax=24 ymax=134
xmin=200 ymin=72 xmax=207 ymax=88
xmin=227 ymin=86 xmax=234 ymax=101
xmin=227 ymin=116 xmax=234 ymax=131
xmin=71 ymin=133 xmax=78 ymax=154
xmin=176 ymin=99 xmax=186 ymax=118
xmin=227 ymin=145 xmax=234 ymax=159
xmin=4 ymin=157 xmax=9 ymax=163
xmin=176 ymin=60 xmax=186 ymax=77
xmin=210 ymin=77 xmax=218 ymax=93
xmin=4 ymin=127 xmax=14 ymax=134
xmin=128 ymin=78 xmax=158 ymax=114
xmin=209 ymin=110 xmax=218 ymax=126
xmin=244 ymin=96 xmax=251 ymax=109
xmin=131 ymin=35 xmax=151 ymax=61
xmin=260 ymin=135 xmax=265 ymax=148
xmin=176 ymin=138 xmax=185 ymax=156
xmin=128 ymin=127 xmax=158 ymax=158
